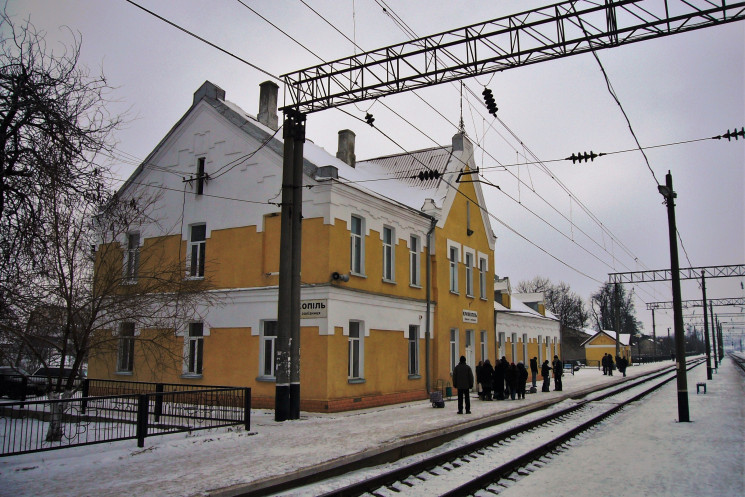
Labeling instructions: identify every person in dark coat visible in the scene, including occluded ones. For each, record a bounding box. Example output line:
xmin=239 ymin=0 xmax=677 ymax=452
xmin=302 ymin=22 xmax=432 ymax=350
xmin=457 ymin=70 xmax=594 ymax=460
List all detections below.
xmin=602 ymin=353 xmax=608 ymax=375
xmin=552 ymin=355 xmax=563 ymax=391
xmin=475 ymin=360 xmax=484 ymax=399
xmin=541 ymin=360 xmax=551 ymax=392
xmin=529 ymin=357 xmax=538 ymax=390
xmin=494 ymin=357 xmax=507 ymax=400
xmin=452 ymin=355 xmax=474 ymax=414
xmin=618 ymin=356 xmax=627 ymax=377
xmin=516 ymin=362 xmax=528 ymax=399
xmin=506 ymin=362 xmax=518 ymax=400
xmin=607 ymin=354 xmax=614 ymax=376
xmin=482 ymin=359 xmax=494 ymax=400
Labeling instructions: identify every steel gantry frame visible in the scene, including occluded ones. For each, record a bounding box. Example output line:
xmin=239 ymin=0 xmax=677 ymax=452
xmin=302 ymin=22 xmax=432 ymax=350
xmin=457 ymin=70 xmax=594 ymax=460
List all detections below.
xmin=281 ymin=0 xmax=745 ymax=113
xmin=273 ymin=0 xmax=745 ymax=421
xmin=647 ymin=297 xmax=745 ymax=309
xmin=609 ymin=264 xmax=745 ymax=284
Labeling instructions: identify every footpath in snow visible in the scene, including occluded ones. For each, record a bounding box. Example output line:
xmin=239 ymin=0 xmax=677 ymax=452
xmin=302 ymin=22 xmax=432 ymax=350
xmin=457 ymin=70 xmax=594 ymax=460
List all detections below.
xmin=0 ymin=356 xmax=742 ymax=497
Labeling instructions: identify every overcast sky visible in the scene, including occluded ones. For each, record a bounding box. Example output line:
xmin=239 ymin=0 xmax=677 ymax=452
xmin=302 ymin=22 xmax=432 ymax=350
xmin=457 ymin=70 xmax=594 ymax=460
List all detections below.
xmin=7 ymin=0 xmax=744 ymax=341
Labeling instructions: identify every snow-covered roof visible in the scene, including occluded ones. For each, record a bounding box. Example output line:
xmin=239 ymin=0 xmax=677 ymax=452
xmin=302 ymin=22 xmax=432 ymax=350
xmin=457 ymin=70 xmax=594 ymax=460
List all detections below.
xmin=580 ymin=329 xmax=631 ymax=347
xmin=495 ymin=297 xmax=558 ymax=322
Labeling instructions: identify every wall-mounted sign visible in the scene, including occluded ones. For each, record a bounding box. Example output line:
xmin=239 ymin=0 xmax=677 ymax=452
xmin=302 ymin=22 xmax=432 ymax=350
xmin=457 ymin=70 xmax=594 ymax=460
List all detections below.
xmin=463 ymin=309 xmax=478 ymax=323
xmin=301 ymin=299 xmax=327 ymax=319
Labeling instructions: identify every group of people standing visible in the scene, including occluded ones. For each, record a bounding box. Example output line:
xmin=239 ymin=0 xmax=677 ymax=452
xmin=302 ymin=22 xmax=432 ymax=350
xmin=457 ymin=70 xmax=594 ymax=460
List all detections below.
xmin=602 ymin=353 xmax=629 ymax=377
xmin=473 ymin=355 xmax=564 ymax=403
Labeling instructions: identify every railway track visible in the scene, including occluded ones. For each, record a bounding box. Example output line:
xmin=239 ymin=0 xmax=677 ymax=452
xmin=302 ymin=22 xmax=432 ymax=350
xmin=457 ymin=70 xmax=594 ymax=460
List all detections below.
xmin=262 ymin=359 xmax=704 ymax=497
xmin=729 ymin=352 xmax=745 ymax=373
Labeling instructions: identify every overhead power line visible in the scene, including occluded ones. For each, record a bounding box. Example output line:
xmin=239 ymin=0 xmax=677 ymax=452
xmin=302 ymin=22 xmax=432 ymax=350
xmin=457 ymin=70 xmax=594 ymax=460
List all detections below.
xmin=123 ymin=0 xmax=281 ymax=82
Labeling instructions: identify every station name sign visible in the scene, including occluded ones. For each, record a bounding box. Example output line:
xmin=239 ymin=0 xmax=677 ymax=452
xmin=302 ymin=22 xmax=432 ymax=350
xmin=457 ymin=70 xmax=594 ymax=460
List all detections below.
xmin=462 ymin=310 xmax=478 ymax=323
xmin=301 ymin=299 xmax=327 ymax=319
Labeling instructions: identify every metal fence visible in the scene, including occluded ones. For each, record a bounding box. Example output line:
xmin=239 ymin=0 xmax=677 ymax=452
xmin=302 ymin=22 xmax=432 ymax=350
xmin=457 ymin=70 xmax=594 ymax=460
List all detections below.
xmin=0 ymin=386 xmax=251 ymax=456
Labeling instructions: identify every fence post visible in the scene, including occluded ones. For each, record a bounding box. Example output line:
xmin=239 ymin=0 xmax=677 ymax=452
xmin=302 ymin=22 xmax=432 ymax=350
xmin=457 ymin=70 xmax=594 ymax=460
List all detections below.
xmin=136 ymin=394 xmax=149 ymax=448
xmin=81 ymin=379 xmax=89 ymax=414
xmin=244 ymin=388 xmax=251 ymax=431
xmin=154 ymin=383 xmax=164 ymax=423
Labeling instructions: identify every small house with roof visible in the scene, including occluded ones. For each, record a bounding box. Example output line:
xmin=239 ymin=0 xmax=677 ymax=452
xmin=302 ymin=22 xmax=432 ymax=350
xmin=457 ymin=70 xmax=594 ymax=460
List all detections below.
xmin=580 ymin=329 xmax=632 ymax=367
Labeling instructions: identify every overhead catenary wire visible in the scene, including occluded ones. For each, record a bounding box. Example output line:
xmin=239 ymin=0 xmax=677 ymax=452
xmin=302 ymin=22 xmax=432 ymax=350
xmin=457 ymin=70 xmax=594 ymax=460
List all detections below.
xmin=123 ymin=0 xmax=281 ymax=82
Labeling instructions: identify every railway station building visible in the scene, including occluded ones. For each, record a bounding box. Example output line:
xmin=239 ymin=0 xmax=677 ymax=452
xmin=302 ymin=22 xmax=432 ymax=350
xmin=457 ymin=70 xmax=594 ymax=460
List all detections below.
xmin=88 ymin=80 xmax=498 ymax=412
xmin=493 ymin=277 xmax=562 ymax=365
xmin=580 ymin=329 xmax=632 ymax=367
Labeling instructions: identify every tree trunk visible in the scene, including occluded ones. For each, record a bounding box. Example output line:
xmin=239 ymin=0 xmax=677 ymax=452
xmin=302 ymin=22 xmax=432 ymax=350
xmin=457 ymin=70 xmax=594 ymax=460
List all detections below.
xmin=45 ymin=390 xmax=71 ymax=442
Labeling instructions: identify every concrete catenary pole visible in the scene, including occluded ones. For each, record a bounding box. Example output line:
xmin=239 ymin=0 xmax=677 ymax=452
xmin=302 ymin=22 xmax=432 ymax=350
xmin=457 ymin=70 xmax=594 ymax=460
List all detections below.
xmin=702 ymin=272 xmax=712 ymax=380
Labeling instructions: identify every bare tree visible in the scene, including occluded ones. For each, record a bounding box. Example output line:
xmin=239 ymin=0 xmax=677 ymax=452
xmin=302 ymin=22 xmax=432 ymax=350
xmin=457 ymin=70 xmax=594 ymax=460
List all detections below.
xmin=516 ymin=276 xmax=589 ymax=329
xmin=590 ymin=283 xmax=642 ymax=336
xmin=0 ymin=13 xmax=121 ymax=308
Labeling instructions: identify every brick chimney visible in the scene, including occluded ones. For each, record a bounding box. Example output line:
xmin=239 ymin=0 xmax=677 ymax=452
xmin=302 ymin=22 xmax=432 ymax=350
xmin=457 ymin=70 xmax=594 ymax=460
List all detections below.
xmin=336 ymin=129 xmax=356 ymax=167
xmin=257 ymin=81 xmax=279 ymax=131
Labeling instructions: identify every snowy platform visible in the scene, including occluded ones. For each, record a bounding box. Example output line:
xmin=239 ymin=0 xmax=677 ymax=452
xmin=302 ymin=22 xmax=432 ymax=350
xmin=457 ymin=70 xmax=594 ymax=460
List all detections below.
xmin=0 ymin=356 xmax=742 ymax=497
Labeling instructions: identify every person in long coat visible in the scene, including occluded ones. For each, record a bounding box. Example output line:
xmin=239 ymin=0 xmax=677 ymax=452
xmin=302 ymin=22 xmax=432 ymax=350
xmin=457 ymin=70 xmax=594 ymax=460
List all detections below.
xmin=506 ymin=362 xmax=518 ymax=400
xmin=516 ymin=362 xmax=528 ymax=399
xmin=602 ymin=353 xmax=608 ymax=375
xmin=452 ymin=355 xmax=474 ymax=414
xmin=475 ymin=360 xmax=484 ymax=399
xmin=482 ymin=359 xmax=494 ymax=400
xmin=552 ymin=355 xmax=563 ymax=391
xmin=529 ymin=357 xmax=538 ymax=390
xmin=607 ymin=354 xmax=614 ymax=376
xmin=541 ymin=359 xmax=551 ymax=392
xmin=494 ymin=357 xmax=507 ymax=400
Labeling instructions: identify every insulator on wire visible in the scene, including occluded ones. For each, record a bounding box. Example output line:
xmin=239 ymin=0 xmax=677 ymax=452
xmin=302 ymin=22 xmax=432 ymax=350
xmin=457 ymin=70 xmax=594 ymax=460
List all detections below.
xmin=482 ymin=88 xmax=498 ymax=116
xmin=417 ymin=170 xmax=441 ymax=181
xmin=716 ymin=127 xmax=744 ymax=141
xmin=365 ymin=113 xmax=375 ymax=126
xmin=567 ymin=151 xmax=601 ymax=163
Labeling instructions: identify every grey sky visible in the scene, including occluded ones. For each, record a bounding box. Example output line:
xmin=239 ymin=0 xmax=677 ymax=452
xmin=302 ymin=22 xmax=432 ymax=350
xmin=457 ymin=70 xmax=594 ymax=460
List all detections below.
xmin=7 ymin=0 xmax=744 ymax=340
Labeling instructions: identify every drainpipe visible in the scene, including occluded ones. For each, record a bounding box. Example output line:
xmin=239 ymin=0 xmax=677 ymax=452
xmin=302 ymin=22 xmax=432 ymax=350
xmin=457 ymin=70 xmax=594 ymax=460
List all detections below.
xmin=423 ymin=215 xmax=437 ymax=394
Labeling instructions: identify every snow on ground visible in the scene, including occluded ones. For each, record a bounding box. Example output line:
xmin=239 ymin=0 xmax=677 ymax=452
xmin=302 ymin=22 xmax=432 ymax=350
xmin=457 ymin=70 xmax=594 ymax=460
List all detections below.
xmin=0 ymin=357 xmax=741 ymax=497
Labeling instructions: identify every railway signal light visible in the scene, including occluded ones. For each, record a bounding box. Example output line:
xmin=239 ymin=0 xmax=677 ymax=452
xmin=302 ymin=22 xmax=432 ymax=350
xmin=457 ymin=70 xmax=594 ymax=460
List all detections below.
xmin=365 ymin=113 xmax=375 ymax=126
xmin=482 ymin=88 xmax=498 ymax=116
xmin=417 ymin=170 xmax=440 ymax=181
xmin=567 ymin=151 xmax=602 ymax=163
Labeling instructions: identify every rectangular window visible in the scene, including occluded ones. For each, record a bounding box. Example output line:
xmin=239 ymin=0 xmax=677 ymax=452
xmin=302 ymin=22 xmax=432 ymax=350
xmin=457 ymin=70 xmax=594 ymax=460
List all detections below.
xmin=350 ymin=215 xmax=363 ymax=275
xmin=196 ymin=157 xmax=206 ymax=195
xmin=479 ymin=257 xmax=487 ymax=299
xmin=450 ymin=328 xmax=458 ymax=372
xmin=511 ymin=332 xmax=517 ymax=362
xmin=187 ymin=322 xmax=204 ymax=375
xmin=523 ymin=333 xmax=528 ymax=363
xmin=124 ymin=232 xmax=140 ymax=281
xmin=538 ymin=335 xmax=543 ymax=363
xmin=465 ymin=252 xmax=474 ymax=297
xmin=498 ymin=331 xmax=506 ymax=358
xmin=409 ymin=235 xmax=420 ymax=286
xmin=348 ymin=321 xmax=363 ymax=379
xmin=408 ymin=325 xmax=419 ymax=375
xmin=383 ymin=226 xmax=394 ymax=281
xmin=189 ymin=224 xmax=206 ymax=278
xmin=480 ymin=330 xmax=487 ymax=362
xmin=117 ymin=322 xmax=135 ymax=373
xmin=449 ymin=246 xmax=459 ymax=293
xmin=261 ymin=321 xmax=277 ymax=378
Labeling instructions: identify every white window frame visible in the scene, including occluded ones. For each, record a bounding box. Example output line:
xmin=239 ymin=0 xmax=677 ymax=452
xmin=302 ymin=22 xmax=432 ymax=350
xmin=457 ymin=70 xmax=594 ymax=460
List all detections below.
xmin=123 ymin=232 xmax=140 ymax=282
xmin=523 ymin=333 xmax=528 ymax=363
xmin=348 ymin=321 xmax=364 ymax=380
xmin=185 ymin=322 xmax=204 ymax=376
xmin=511 ymin=332 xmax=517 ymax=362
xmin=498 ymin=331 xmax=506 ymax=359
xmin=382 ymin=226 xmax=395 ymax=282
xmin=188 ymin=224 xmax=206 ymax=278
xmin=260 ymin=320 xmax=278 ymax=379
xmin=408 ymin=325 xmax=419 ymax=376
xmin=409 ymin=235 xmax=421 ymax=287
xmin=449 ymin=328 xmax=459 ymax=372
xmin=480 ymin=330 xmax=488 ymax=362
xmin=465 ymin=252 xmax=474 ymax=297
xmin=350 ymin=215 xmax=365 ymax=276
xmin=478 ymin=256 xmax=488 ymax=299
xmin=117 ymin=322 xmax=135 ymax=373
xmin=538 ymin=335 xmax=543 ymax=363
xmin=449 ymin=246 xmax=459 ymax=294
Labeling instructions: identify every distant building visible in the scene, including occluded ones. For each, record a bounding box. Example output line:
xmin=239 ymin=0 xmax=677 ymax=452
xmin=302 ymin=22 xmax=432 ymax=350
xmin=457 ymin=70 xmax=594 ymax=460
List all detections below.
xmin=580 ymin=329 xmax=631 ymax=366
xmin=561 ymin=326 xmax=592 ymax=364
xmin=494 ymin=277 xmax=561 ymax=366
xmin=88 ymin=81 xmax=497 ymax=412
